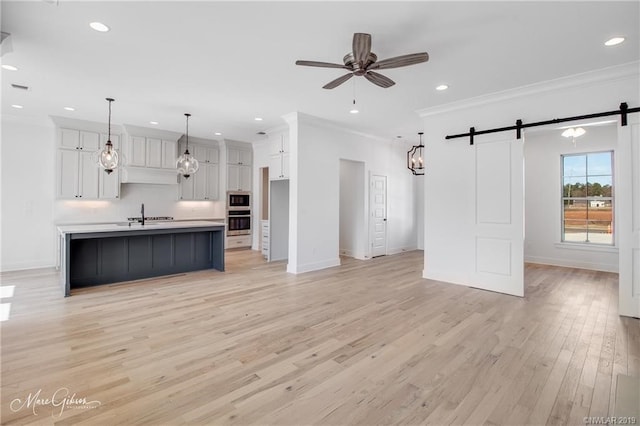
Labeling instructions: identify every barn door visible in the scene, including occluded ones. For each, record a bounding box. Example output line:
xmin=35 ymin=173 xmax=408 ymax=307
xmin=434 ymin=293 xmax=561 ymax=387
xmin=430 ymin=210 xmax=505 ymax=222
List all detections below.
xmin=618 ymin=115 xmax=640 ymax=318
xmin=472 ymin=136 xmax=524 ymax=297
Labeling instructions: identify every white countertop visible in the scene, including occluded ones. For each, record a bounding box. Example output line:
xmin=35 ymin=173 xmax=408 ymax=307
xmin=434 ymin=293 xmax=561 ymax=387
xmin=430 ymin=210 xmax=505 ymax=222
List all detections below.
xmin=58 ymin=220 xmax=226 ymax=235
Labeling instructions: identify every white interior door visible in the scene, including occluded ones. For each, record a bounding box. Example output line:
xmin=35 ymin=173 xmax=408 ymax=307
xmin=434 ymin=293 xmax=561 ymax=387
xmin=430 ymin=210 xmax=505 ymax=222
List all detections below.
xmin=370 ymin=174 xmax=387 ymax=257
xmin=473 ymin=136 xmax=524 ymax=297
xmin=618 ymin=115 xmax=640 ymax=318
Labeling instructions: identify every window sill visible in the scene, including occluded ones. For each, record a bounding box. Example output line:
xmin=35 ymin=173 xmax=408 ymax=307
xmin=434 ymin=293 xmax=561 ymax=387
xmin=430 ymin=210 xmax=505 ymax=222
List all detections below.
xmin=554 ymin=242 xmax=618 ymax=253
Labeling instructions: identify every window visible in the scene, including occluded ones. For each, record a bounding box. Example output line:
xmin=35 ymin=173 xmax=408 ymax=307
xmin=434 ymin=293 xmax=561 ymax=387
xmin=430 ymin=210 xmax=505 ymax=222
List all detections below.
xmin=562 ymin=151 xmax=614 ymax=245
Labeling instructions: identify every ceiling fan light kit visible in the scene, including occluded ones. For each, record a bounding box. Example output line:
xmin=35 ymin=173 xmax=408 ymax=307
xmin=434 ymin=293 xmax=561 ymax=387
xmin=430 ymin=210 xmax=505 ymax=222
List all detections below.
xmin=296 ymin=32 xmax=429 ymax=89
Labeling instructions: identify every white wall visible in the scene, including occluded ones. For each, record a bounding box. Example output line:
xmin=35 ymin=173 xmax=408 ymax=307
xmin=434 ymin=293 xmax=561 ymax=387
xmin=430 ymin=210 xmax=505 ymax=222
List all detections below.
xmin=525 ymin=124 xmax=619 ymax=272
xmin=339 ymin=159 xmax=365 ymax=259
xmin=287 ymin=113 xmax=418 ymax=274
xmin=1 ymin=115 xmax=56 ymax=271
xmin=419 ymin=62 xmax=639 ymax=289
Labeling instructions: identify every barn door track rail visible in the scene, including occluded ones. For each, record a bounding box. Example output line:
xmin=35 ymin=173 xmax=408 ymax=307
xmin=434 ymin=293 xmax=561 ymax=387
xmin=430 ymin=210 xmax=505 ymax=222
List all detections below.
xmin=445 ymin=102 xmax=640 ymax=145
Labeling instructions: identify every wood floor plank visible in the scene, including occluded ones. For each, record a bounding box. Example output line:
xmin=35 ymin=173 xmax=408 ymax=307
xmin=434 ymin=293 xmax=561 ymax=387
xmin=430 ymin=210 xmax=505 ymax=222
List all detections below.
xmin=1 ymin=251 xmax=638 ymax=425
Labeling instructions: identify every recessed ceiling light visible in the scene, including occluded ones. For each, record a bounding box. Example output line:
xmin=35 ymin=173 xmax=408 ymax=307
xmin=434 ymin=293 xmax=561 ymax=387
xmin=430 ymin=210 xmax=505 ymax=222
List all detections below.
xmin=150 ymin=121 xmax=159 ymax=125
xmin=11 ymin=104 xmax=23 ymax=109
xmin=349 ymin=108 xmax=359 ymax=114
xmin=254 ymin=117 xmax=263 ymax=121
xmin=604 ymin=37 xmax=625 ymax=46
xmin=2 ymin=64 xmax=18 ymax=71
xmin=64 ymin=106 xmax=75 ymax=111
xmin=89 ymin=22 xmax=110 ymax=32
xmin=436 ymin=84 xmax=449 ymax=91
xmin=214 ymin=132 xmax=222 ymax=136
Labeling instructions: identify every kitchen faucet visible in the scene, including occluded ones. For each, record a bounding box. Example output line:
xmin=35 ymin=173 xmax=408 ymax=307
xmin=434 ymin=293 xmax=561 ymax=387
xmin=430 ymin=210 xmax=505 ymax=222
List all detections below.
xmin=140 ymin=203 xmax=145 ymax=225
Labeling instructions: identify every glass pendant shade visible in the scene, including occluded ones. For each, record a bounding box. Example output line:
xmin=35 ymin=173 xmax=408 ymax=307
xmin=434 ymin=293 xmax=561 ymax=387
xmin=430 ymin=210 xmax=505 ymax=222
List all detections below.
xmin=407 ymin=132 xmax=425 ymax=175
xmin=177 ymin=113 xmax=199 ymax=179
xmin=97 ymin=97 xmax=119 ymax=174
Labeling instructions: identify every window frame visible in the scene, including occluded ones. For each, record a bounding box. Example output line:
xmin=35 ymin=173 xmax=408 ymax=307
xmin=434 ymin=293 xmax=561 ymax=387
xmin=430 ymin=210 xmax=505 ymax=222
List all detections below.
xmin=560 ymin=150 xmax=615 ymax=246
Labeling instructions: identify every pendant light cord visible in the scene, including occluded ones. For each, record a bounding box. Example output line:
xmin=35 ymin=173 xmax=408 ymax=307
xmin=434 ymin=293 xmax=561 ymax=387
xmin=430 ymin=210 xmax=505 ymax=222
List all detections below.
xmin=185 ymin=113 xmax=191 ymax=152
xmin=105 ymin=97 xmax=114 ymax=143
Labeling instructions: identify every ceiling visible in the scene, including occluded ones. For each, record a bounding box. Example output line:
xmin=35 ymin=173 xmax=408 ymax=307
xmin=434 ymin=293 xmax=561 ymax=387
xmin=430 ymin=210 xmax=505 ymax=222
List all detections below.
xmin=2 ymin=1 xmax=638 ymax=143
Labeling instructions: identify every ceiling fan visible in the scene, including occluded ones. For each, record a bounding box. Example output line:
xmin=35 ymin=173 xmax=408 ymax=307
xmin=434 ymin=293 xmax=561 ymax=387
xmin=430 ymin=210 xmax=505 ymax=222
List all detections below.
xmin=295 ymin=33 xmax=429 ymax=89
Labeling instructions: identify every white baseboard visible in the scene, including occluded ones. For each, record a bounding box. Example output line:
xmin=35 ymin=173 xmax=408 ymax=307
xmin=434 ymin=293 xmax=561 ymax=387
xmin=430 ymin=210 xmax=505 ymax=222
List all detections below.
xmin=1 ymin=260 xmax=56 ymax=273
xmin=388 ymin=246 xmax=419 ymax=255
xmin=524 ymin=256 xmax=618 ymax=273
xmin=339 ymin=249 xmax=367 ymax=260
xmin=287 ymin=257 xmax=341 ymax=274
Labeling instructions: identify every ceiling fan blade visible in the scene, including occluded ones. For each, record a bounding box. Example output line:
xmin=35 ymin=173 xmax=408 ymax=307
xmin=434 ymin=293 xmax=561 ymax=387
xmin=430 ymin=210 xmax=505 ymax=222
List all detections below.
xmin=352 ymin=33 xmax=372 ymax=67
xmin=296 ymin=60 xmax=351 ymax=70
xmin=364 ymin=71 xmax=395 ymax=88
xmin=322 ymin=73 xmax=354 ymax=89
xmin=368 ymin=52 xmax=429 ymax=70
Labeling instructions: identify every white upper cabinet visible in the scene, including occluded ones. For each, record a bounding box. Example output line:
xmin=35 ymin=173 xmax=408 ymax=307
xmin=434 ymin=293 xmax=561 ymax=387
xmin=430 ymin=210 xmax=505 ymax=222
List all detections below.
xmin=59 ymin=128 xmax=102 ymax=151
xmin=125 ymin=135 xmax=176 ymax=169
xmin=226 ymin=143 xmax=252 ymax=191
xmin=145 ymin=138 xmax=163 ymax=168
xmin=128 ymin=136 xmax=147 ymax=166
xmin=162 ymin=140 xmax=177 ymax=169
xmin=193 ymin=144 xmax=219 ymax=164
xmin=178 ymin=140 xmax=220 ymax=200
xmin=227 ymin=146 xmax=252 ymax=166
xmin=57 ymin=150 xmax=101 ymax=199
xmin=56 ymin=124 xmax=121 ymax=200
xmin=269 ymin=132 xmax=290 ymax=180
xmin=227 ymin=164 xmax=252 ymax=191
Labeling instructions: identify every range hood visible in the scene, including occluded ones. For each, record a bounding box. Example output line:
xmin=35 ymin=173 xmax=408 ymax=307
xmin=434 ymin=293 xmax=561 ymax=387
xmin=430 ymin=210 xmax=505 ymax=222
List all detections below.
xmin=121 ymin=167 xmax=178 ymax=185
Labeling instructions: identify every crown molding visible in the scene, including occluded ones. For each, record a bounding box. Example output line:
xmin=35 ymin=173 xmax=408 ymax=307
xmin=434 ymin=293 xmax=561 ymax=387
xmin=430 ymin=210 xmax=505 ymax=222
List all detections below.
xmin=50 ymin=115 xmax=123 ymax=134
xmin=286 ymin=111 xmax=388 ymax=143
xmin=122 ymin=123 xmax=183 ymax=141
xmin=417 ymin=61 xmax=640 ymax=118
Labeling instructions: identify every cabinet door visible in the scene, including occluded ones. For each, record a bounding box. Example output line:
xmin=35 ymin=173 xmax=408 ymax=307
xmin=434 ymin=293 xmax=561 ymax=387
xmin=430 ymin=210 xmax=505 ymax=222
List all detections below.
xmin=227 ymin=147 xmax=240 ymax=164
xmin=81 ymin=131 xmax=100 ymax=151
xmin=146 ymin=138 xmax=162 ymax=168
xmin=59 ymin=129 xmax=80 ymax=149
xmin=193 ymin=144 xmax=209 ymax=163
xmin=161 ymin=140 xmax=177 ymax=169
xmin=57 ymin=150 xmax=79 ymax=198
xmin=207 ymin=146 xmax=219 ymax=164
xmin=239 ymin=149 xmax=252 ymax=166
xmin=193 ymin=167 xmax=207 ymax=200
xmin=281 ymin=152 xmax=290 ymax=179
xmin=281 ymin=133 xmax=290 ymax=153
xmin=206 ymin=163 xmax=220 ymax=200
xmin=129 ymin=136 xmax=147 ymax=166
xmin=179 ymin=174 xmax=195 ymax=200
xmin=78 ymin=151 xmax=99 ymax=199
xmin=269 ymin=153 xmax=282 ymax=180
xmin=239 ymin=165 xmax=252 ymax=191
xmin=99 ymin=167 xmax=120 ymax=199
xmin=227 ymin=164 xmax=240 ymax=191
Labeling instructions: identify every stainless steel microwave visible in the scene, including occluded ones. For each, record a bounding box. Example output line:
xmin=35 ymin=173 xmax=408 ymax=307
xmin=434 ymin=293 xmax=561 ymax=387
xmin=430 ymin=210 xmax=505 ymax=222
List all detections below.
xmin=228 ymin=191 xmax=250 ymax=209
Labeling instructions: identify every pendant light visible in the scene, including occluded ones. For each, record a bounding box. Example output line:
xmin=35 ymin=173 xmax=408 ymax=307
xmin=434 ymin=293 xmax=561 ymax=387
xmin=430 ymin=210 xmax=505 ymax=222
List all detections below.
xmin=176 ymin=113 xmax=199 ymax=179
xmin=97 ymin=97 xmax=119 ymax=174
xmin=407 ymin=132 xmax=425 ymax=175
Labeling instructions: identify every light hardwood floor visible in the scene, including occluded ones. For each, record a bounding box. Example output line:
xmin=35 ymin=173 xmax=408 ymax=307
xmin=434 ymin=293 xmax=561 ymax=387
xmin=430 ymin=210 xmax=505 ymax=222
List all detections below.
xmin=1 ymin=250 xmax=638 ymax=425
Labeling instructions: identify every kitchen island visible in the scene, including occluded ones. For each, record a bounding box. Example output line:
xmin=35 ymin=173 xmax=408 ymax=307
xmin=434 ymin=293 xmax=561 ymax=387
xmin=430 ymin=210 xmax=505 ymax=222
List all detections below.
xmin=58 ymin=221 xmax=226 ymax=296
